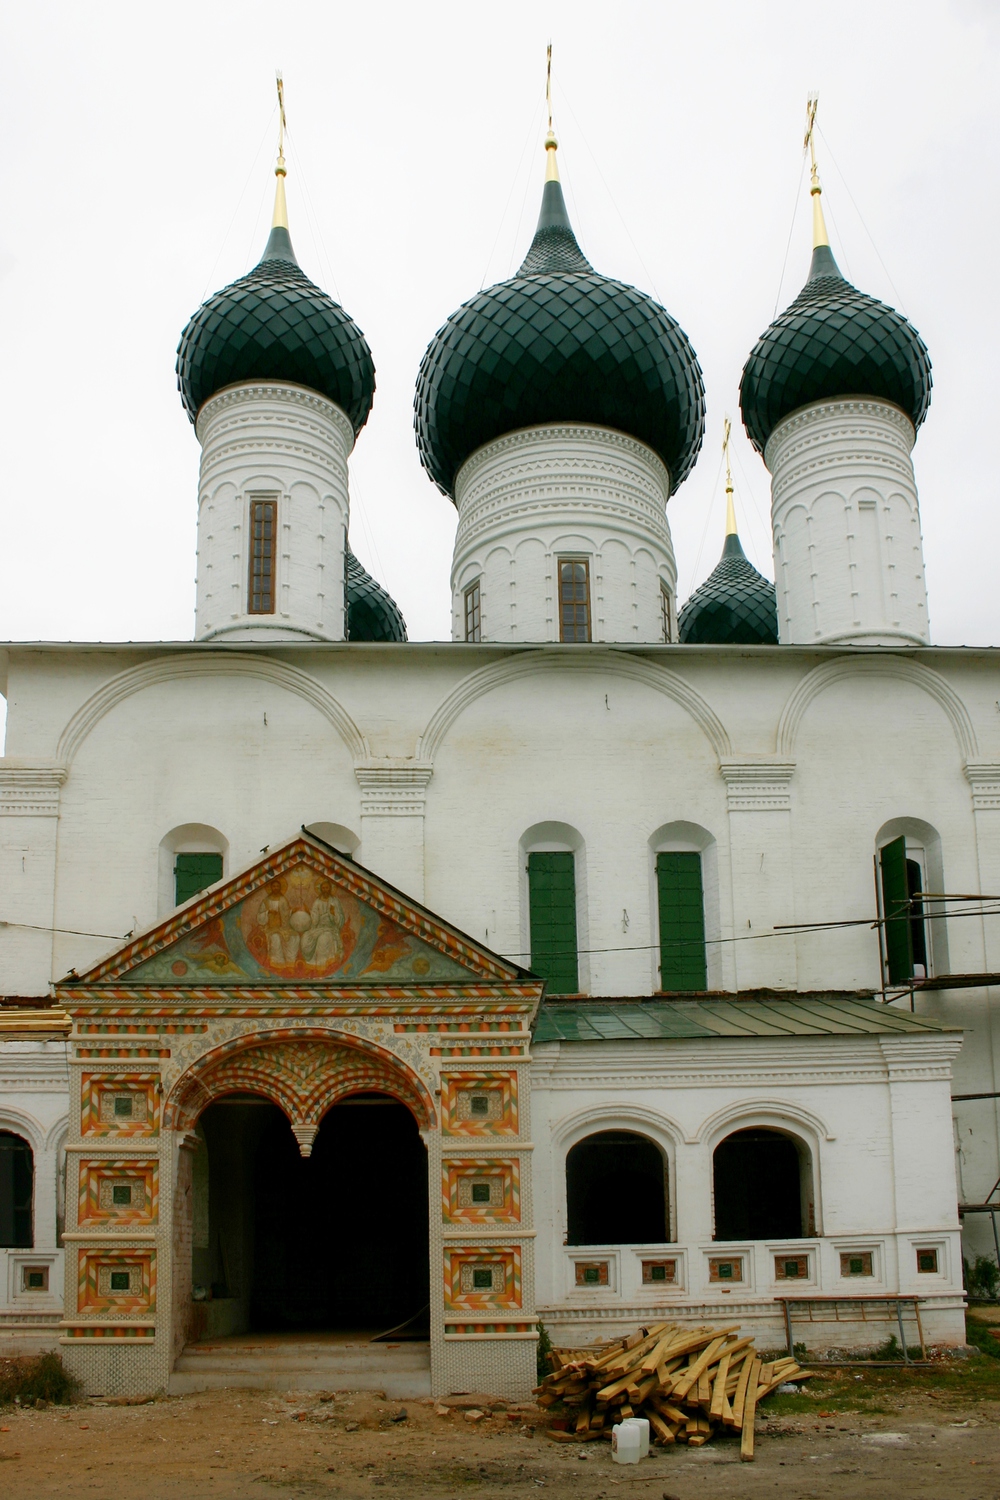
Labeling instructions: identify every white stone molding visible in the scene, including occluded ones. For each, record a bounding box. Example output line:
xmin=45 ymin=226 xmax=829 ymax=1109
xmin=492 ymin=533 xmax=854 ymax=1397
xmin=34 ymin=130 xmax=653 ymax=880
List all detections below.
xmin=354 ymin=762 xmax=434 ymax=902
xmin=354 ymin=761 xmax=434 ymax=817
xmin=776 ymin=656 xmax=978 ymax=761
xmin=718 ymin=760 xmax=795 ymax=812
xmin=55 ymin=654 xmax=369 ymax=766
xmin=194 ymin=381 xmax=354 ymax=643
xmin=417 ymin=652 xmax=732 ymax=761
xmin=451 ymin=424 xmax=677 ymax=644
xmin=964 ymin=762 xmax=1000 ymax=811
xmin=877 ymin=1036 xmax=964 ymax=1080
xmin=764 ymin=398 xmax=930 ymax=646
xmin=693 ymin=1097 xmax=834 ymax=1147
xmin=0 ymin=765 xmax=67 ymax=817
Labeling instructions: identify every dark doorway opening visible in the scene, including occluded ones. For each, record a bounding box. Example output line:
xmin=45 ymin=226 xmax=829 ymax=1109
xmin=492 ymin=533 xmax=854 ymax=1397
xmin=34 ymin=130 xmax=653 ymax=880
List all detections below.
xmin=713 ymin=1128 xmax=804 ymax=1240
xmin=0 ymin=1133 xmax=33 ymax=1248
xmin=196 ymin=1094 xmax=428 ymax=1335
xmin=566 ymin=1130 xmax=668 ymax=1245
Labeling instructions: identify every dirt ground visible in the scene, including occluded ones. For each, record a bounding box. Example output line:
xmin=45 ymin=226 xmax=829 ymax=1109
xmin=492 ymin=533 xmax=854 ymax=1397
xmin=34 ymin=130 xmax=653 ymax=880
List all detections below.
xmin=2 ymin=1348 xmax=1000 ymax=1500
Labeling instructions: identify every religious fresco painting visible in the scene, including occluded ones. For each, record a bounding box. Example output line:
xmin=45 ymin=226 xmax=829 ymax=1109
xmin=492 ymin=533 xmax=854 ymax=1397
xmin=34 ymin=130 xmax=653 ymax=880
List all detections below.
xmin=127 ymin=864 xmax=471 ymax=985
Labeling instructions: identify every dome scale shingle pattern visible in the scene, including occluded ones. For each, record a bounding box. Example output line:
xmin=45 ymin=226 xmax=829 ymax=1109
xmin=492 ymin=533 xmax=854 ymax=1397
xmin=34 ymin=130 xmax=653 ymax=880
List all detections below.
xmin=345 ymin=549 xmax=408 ymax=642
xmin=415 ymin=178 xmax=705 ymax=498
xmin=176 ymin=225 xmax=375 ymax=433
xmin=678 ymin=532 xmax=779 ymax=645
xmin=740 ymin=244 xmax=931 ymax=455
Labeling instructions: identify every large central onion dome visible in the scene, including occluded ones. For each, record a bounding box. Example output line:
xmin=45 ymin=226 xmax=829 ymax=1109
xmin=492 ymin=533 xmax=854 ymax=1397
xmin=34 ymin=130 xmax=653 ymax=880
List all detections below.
xmin=176 ymin=208 xmax=375 ymax=432
xmin=414 ymin=147 xmax=705 ymax=498
xmin=740 ymin=235 xmax=931 ymax=456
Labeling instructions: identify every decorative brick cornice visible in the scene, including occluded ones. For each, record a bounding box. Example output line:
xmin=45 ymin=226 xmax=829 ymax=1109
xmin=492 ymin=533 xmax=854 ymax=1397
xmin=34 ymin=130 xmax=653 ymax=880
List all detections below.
xmin=718 ymin=760 xmax=795 ymax=812
xmin=0 ymin=763 xmax=68 ymax=817
xmin=964 ymin=762 xmax=1000 ymax=811
xmin=355 ymin=760 xmax=434 ymax=817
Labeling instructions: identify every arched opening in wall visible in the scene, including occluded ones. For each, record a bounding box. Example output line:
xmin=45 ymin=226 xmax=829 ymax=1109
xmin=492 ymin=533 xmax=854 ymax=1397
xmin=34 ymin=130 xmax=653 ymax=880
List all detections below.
xmin=713 ymin=1128 xmax=813 ymax=1240
xmin=158 ymin=824 xmax=229 ymax=918
xmin=0 ymin=1133 xmax=34 ymax=1248
xmin=566 ymin=1131 xmax=668 ymax=1245
xmin=649 ymin=823 xmax=720 ymax=992
xmin=193 ymin=1093 xmax=428 ymax=1337
xmin=303 ymin=823 xmax=361 ymax=858
xmin=520 ymin=821 xmax=587 ymax=996
xmin=876 ymin=819 xmax=949 ymax=983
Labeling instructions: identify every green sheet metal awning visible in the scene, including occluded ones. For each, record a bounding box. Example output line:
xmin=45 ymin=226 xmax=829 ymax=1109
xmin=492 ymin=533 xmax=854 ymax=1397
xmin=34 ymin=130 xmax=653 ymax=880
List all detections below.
xmin=533 ymin=996 xmax=955 ymax=1043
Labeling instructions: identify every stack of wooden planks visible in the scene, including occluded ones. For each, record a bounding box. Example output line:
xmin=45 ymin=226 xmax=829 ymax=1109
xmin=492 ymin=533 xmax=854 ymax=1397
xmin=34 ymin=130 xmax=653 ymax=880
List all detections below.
xmin=534 ymin=1321 xmax=810 ymax=1461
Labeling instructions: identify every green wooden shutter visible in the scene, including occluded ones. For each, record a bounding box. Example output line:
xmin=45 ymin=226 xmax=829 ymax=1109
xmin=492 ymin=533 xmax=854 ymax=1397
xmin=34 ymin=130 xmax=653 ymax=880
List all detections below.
xmin=528 ymin=852 xmax=579 ymax=995
xmin=880 ymin=836 xmax=913 ymax=983
xmin=657 ymin=852 xmax=707 ymax=992
xmin=174 ymin=852 xmax=224 ymax=907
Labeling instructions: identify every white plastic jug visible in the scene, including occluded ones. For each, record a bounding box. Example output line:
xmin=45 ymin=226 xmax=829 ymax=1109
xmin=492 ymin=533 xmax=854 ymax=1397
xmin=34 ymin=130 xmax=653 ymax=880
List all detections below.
xmin=611 ymin=1421 xmax=641 ymax=1464
xmin=622 ymin=1417 xmax=650 ymax=1458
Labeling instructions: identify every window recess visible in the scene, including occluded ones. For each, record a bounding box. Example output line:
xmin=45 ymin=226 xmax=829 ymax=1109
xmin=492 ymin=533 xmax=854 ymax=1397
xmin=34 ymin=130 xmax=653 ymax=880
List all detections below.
xmin=558 ymin=559 xmax=591 ymax=642
xmin=656 ymin=851 xmax=707 ymax=991
xmin=248 ymin=497 xmax=278 ymax=615
xmin=527 ymin=851 xmax=579 ymax=995
xmin=174 ymin=852 xmax=224 ymax=907
xmin=879 ymin=836 xmax=930 ymax=983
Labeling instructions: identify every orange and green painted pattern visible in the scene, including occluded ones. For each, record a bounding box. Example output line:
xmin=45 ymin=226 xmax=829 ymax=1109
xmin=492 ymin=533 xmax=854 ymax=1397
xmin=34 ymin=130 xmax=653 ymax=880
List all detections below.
xmin=444 ymin=1246 xmax=522 ymax=1312
xmin=80 ymin=1074 xmax=161 ymax=1137
xmin=442 ymin=1158 xmax=520 ymax=1225
xmin=77 ymin=1248 xmax=156 ymax=1317
xmin=77 ymin=1159 xmax=158 ymax=1227
xmin=440 ymin=1072 xmax=518 ymax=1136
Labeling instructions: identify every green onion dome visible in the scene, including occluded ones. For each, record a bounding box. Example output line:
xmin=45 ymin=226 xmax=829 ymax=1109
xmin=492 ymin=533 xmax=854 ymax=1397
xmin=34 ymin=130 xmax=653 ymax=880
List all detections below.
xmin=345 ymin=549 xmax=407 ymax=642
xmin=679 ymin=531 xmax=778 ymax=645
xmin=740 ymin=243 xmax=931 ymax=455
xmin=414 ymin=176 xmax=705 ymax=498
xmin=176 ymin=224 xmax=375 ymax=433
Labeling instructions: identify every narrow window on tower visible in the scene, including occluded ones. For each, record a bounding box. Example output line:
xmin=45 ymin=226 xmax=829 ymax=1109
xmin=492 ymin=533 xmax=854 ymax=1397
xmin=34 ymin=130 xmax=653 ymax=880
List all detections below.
xmin=528 ymin=851 xmax=579 ymax=995
xmin=558 ymin=559 xmax=591 ymax=642
xmin=656 ymin=851 xmax=707 ymax=991
xmin=464 ymin=580 xmax=482 ymax=642
xmin=660 ymin=582 xmax=673 ymax=643
xmin=248 ymin=497 xmax=278 ymax=614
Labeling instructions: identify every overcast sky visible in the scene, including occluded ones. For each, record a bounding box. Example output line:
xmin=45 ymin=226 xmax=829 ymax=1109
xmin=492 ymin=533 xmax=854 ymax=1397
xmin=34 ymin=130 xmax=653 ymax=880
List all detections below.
xmin=2 ymin=0 xmax=998 ymax=667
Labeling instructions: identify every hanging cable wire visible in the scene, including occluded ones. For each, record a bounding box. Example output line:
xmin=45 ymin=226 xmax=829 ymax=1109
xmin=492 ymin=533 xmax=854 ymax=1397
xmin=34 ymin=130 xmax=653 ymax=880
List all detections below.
xmin=201 ymin=105 xmax=277 ymax=300
xmin=482 ymin=94 xmax=546 ymax=289
xmin=816 ymin=124 xmax=907 ymax=313
xmin=774 ymin=151 xmax=808 ymax=317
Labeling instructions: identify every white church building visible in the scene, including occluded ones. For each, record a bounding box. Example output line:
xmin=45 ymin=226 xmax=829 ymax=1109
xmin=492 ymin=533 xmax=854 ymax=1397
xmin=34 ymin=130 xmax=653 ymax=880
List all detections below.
xmin=0 ymin=101 xmax=996 ymax=1399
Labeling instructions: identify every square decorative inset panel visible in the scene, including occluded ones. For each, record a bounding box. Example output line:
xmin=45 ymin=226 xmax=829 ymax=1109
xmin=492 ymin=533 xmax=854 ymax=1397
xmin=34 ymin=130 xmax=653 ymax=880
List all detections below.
xmin=21 ymin=1265 xmax=49 ymax=1292
xmin=78 ymin=1160 xmax=157 ymax=1227
xmin=708 ymin=1257 xmax=743 ymax=1283
xmin=916 ymin=1248 xmax=939 ymax=1274
xmin=440 ymin=1073 xmax=518 ymax=1136
xmin=81 ymin=1074 xmax=160 ymax=1137
xmin=442 ymin=1159 xmax=520 ymax=1224
xmin=575 ymin=1261 xmax=609 ymax=1287
xmin=444 ymin=1246 xmax=522 ymax=1311
xmin=775 ymin=1255 xmax=809 ymax=1281
xmin=641 ymin=1259 xmax=677 ymax=1285
xmin=78 ymin=1248 xmax=155 ymax=1316
xmin=840 ymin=1251 xmax=874 ymax=1278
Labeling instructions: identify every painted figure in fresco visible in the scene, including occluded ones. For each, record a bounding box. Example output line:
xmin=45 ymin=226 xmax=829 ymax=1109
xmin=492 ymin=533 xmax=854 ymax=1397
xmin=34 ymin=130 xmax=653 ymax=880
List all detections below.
xmin=300 ymin=878 xmax=346 ymax=969
xmin=257 ymin=877 xmax=300 ymax=966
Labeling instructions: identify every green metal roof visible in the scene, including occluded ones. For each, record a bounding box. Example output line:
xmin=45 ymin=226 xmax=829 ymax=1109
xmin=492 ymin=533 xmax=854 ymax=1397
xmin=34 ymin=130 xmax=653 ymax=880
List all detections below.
xmin=345 ymin=549 xmax=407 ymax=642
xmin=533 ymin=996 xmax=953 ymax=1043
xmin=739 ymin=243 xmax=931 ymax=455
xmin=678 ymin=532 xmax=778 ymax=645
xmin=414 ymin=178 xmax=705 ymax=499
xmin=177 ymin=224 xmax=375 ymax=432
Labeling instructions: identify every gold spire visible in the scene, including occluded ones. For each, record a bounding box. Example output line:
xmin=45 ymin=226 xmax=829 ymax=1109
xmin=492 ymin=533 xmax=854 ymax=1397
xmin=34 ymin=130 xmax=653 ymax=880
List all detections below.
xmin=272 ymin=71 xmax=289 ymax=230
xmin=803 ymin=93 xmax=830 ymax=250
xmin=544 ymin=43 xmax=560 ymax=182
xmin=723 ymin=417 xmax=738 ymax=535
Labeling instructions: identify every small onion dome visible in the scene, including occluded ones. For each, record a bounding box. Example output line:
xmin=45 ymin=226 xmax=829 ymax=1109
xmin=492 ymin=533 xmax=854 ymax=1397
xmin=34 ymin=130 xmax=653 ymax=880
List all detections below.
xmin=740 ymin=242 xmax=931 ymax=455
xmin=679 ymin=532 xmax=778 ymax=645
xmin=345 ymin=549 xmax=407 ymax=642
xmin=176 ymin=223 xmax=375 ymax=433
xmin=414 ymin=173 xmax=705 ymax=499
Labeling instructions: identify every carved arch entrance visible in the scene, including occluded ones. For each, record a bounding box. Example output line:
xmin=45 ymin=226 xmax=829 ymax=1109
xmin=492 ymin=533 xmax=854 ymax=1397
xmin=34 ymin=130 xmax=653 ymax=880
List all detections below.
xmin=167 ymin=1029 xmax=436 ymax=1155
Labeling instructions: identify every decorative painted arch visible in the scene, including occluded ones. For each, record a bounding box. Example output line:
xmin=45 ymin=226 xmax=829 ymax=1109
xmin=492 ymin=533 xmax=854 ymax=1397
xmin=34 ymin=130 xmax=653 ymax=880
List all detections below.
xmin=56 ymin=654 xmax=370 ymax=767
xmin=776 ymin=657 xmax=978 ymax=761
xmin=417 ymin=654 xmax=733 ymax=762
xmin=166 ymin=1028 xmax=435 ymax=1155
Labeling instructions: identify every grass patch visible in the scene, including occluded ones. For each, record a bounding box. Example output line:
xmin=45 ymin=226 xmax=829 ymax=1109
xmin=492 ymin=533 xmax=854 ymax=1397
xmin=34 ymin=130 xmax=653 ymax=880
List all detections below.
xmin=966 ymin=1316 xmax=1000 ymax=1361
xmin=0 ymin=1352 xmax=80 ymax=1406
